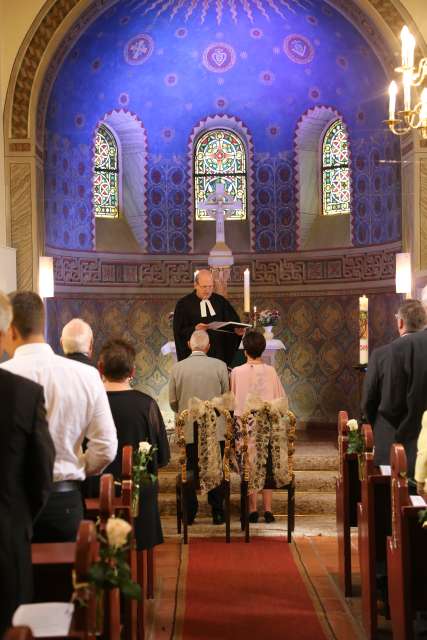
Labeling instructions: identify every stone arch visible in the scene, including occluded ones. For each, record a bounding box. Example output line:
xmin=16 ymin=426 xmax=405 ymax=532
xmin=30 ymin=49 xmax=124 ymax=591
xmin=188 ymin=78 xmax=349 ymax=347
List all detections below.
xmin=294 ymin=105 xmax=353 ymax=250
xmin=188 ymin=114 xmax=255 ymax=253
xmin=1 ymin=0 xmax=417 ymax=287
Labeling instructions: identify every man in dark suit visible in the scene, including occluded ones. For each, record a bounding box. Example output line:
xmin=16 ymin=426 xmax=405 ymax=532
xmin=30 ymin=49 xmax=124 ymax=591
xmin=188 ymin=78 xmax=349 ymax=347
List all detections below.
xmin=0 ymin=292 xmax=55 ymax=635
xmin=364 ymin=299 xmax=427 ymax=477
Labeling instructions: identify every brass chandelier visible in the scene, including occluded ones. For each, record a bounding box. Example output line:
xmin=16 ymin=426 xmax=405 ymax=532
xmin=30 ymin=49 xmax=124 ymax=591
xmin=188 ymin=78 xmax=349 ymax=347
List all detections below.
xmin=385 ymin=26 xmax=427 ymax=138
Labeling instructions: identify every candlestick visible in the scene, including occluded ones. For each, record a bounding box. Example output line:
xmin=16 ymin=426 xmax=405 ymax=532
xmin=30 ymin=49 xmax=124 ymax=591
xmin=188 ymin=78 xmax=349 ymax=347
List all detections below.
xmin=359 ymin=295 xmax=368 ymax=365
xmin=244 ymin=268 xmax=250 ymax=313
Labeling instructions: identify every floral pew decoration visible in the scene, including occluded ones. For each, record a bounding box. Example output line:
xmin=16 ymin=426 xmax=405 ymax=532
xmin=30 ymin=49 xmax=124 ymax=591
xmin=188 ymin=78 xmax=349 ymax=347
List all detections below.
xmin=131 ymin=441 xmax=157 ymax=517
xmin=346 ymin=418 xmax=366 ymax=480
xmin=86 ymin=516 xmax=141 ymax=634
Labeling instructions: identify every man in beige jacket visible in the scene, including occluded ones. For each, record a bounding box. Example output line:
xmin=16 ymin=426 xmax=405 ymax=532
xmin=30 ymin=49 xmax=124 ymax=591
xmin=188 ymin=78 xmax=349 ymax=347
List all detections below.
xmin=169 ymin=330 xmax=229 ymax=524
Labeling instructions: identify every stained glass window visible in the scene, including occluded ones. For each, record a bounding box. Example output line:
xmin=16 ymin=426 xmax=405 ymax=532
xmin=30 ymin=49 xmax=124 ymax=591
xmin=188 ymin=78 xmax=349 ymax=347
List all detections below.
xmin=93 ymin=124 xmax=119 ymax=218
xmin=322 ymin=120 xmax=351 ymax=215
xmin=194 ymin=129 xmax=247 ymax=221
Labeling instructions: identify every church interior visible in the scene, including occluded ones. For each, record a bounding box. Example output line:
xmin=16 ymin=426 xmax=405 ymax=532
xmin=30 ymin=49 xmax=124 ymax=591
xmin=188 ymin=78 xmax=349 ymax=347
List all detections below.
xmin=1 ymin=0 xmax=427 ymax=638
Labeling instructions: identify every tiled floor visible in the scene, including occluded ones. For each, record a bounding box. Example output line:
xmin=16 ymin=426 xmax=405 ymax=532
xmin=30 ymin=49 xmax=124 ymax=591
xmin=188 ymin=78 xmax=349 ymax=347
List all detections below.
xmin=144 ymin=519 xmax=392 ymax=639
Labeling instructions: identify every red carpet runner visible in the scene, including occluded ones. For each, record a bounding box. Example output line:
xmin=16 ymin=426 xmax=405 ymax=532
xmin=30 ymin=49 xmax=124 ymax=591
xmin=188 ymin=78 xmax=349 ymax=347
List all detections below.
xmin=177 ymin=538 xmax=331 ymax=640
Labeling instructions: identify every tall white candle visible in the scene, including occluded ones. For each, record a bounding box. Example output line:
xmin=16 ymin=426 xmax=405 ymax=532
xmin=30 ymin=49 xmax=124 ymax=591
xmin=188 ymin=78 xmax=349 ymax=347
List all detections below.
xmin=359 ymin=295 xmax=369 ymax=365
xmin=403 ymin=70 xmax=412 ymax=112
xmin=388 ymin=81 xmax=397 ymax=121
xmin=244 ymin=268 xmax=250 ymax=313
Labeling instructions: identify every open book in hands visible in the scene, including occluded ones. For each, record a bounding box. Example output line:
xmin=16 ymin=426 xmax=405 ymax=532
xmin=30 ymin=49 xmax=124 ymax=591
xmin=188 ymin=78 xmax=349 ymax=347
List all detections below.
xmin=205 ymin=321 xmax=252 ymax=333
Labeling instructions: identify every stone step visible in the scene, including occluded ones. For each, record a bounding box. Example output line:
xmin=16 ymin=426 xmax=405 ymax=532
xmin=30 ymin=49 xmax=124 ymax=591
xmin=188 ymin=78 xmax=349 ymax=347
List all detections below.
xmin=161 ymin=452 xmax=338 ymax=473
xmin=158 ymin=490 xmax=335 ymax=516
xmin=158 ymin=469 xmax=337 ymax=493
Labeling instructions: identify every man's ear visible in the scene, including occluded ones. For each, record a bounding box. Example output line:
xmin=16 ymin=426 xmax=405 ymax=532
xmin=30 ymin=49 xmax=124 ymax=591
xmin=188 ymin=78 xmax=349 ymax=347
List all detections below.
xmin=187 ymin=340 xmax=191 ymax=350
xmin=10 ymin=323 xmax=20 ymax=341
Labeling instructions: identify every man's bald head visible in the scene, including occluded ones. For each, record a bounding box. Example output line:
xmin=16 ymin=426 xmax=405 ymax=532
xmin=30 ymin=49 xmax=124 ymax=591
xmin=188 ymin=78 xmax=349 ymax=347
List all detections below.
xmin=61 ymin=318 xmax=93 ymax=356
xmin=194 ymin=269 xmax=214 ymax=300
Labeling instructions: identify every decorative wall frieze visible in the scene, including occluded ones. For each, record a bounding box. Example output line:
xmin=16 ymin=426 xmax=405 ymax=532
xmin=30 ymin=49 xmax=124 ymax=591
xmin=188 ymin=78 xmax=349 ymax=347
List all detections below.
xmin=49 ymin=242 xmax=400 ymax=293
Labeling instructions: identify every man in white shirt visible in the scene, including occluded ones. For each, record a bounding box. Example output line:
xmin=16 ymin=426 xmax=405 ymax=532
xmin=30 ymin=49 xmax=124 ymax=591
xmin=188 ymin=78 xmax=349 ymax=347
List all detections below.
xmin=0 ymin=291 xmax=118 ymax=542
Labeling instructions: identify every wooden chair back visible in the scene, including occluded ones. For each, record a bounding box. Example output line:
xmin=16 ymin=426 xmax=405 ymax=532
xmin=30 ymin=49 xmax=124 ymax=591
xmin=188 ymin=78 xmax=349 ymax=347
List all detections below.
xmin=3 ymin=628 xmax=34 ymax=640
xmin=175 ymin=401 xmax=234 ymax=543
xmin=357 ymin=423 xmax=391 ymax=639
xmin=387 ymin=444 xmax=427 ymax=639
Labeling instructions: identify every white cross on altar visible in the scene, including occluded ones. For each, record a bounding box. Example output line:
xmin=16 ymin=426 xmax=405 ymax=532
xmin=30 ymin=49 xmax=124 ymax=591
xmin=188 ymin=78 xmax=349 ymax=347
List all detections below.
xmin=199 ymin=183 xmax=242 ymax=246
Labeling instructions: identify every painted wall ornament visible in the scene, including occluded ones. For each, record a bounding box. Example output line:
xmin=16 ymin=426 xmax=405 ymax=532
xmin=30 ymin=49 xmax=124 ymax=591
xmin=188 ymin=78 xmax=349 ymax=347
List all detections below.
xmin=124 ymin=34 xmax=154 ymax=65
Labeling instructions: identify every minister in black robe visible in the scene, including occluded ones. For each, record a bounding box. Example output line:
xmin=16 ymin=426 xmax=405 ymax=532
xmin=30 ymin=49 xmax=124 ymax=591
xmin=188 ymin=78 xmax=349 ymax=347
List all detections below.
xmin=173 ymin=269 xmax=242 ymax=366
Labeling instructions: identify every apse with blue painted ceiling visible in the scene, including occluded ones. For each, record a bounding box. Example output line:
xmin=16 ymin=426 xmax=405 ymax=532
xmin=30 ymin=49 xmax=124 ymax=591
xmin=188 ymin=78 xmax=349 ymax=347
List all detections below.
xmin=44 ymin=0 xmax=401 ymax=253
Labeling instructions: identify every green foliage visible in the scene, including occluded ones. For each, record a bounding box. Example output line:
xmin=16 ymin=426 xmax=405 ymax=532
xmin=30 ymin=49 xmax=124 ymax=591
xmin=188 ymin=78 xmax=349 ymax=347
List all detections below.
xmin=347 ymin=428 xmax=364 ymax=455
xmin=88 ymin=530 xmax=141 ymax=601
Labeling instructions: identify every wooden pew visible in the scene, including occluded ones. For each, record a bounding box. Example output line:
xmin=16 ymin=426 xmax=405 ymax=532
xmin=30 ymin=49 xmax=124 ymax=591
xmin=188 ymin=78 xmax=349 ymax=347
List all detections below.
xmin=357 ymin=424 xmax=392 ymax=640
xmin=86 ymin=448 xmax=143 ymax=640
xmin=8 ymin=520 xmax=98 ymax=639
xmin=336 ymin=410 xmax=362 ymax=597
xmin=387 ymin=444 xmax=427 ymax=640
xmin=32 ymin=475 xmax=120 ymax=639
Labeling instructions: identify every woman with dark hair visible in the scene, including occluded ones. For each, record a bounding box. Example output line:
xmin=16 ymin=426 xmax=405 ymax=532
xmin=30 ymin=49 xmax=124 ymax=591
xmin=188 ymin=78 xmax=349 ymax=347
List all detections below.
xmin=230 ymin=330 xmax=287 ymax=523
xmin=98 ymin=338 xmax=170 ymax=550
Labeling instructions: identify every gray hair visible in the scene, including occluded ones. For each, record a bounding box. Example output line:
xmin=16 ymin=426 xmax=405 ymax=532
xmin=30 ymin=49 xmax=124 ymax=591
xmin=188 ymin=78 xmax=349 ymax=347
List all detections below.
xmin=0 ymin=291 xmax=12 ymax=333
xmin=189 ymin=329 xmax=209 ymax=351
xmin=61 ymin=318 xmax=93 ymax=355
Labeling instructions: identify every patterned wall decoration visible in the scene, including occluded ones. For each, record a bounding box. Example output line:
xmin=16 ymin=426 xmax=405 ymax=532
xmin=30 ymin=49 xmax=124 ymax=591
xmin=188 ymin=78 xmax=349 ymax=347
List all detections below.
xmin=43 ymin=0 xmax=401 ymax=253
xmin=254 ymin=155 xmax=296 ymax=252
xmin=51 ymin=243 xmax=398 ymax=289
xmin=46 ymin=291 xmax=401 ymax=425
xmin=352 ymin=133 xmax=402 ymax=245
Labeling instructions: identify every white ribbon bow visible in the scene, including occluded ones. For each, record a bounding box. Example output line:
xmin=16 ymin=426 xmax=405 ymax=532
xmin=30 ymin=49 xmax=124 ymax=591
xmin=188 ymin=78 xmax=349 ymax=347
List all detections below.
xmin=200 ymin=298 xmax=216 ymax=318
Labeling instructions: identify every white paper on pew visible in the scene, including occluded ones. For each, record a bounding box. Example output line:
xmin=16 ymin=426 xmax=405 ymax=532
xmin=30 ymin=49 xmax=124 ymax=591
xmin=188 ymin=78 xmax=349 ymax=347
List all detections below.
xmin=379 ymin=465 xmax=391 ymax=475
xmin=13 ymin=602 xmax=74 ymax=636
xmin=410 ymin=495 xmax=427 ymax=507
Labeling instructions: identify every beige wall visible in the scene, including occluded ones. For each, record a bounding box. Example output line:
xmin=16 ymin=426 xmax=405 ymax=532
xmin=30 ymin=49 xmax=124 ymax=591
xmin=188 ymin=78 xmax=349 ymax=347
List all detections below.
xmin=0 ymin=0 xmax=46 ymax=247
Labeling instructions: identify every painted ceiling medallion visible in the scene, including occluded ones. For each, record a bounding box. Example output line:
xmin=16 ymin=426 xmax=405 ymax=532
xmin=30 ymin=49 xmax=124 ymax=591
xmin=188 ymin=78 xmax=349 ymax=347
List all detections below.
xmin=124 ymin=33 xmax=154 ymax=65
xmin=127 ymin=0 xmax=311 ymax=24
xmin=202 ymin=42 xmax=236 ymax=73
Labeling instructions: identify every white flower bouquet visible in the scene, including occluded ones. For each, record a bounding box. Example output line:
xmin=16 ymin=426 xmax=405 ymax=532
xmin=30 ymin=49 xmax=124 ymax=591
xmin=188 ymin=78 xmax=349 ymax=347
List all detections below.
xmin=258 ymin=308 xmax=280 ymax=327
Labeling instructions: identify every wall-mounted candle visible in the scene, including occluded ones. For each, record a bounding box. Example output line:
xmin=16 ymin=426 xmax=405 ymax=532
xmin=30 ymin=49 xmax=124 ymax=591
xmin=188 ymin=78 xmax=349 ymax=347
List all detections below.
xmin=359 ymin=295 xmax=369 ymax=365
xmin=244 ymin=268 xmax=250 ymax=313
xmin=403 ymin=69 xmax=412 ymax=112
xmin=388 ymin=81 xmax=397 ymax=121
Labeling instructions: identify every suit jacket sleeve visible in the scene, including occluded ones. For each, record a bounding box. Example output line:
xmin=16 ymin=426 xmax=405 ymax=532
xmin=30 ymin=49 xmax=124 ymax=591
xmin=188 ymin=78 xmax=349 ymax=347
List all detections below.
xmin=361 ymin=349 xmax=381 ymax=425
xmin=380 ymin=340 xmax=408 ymax=430
xmin=27 ymin=387 xmax=55 ymax=521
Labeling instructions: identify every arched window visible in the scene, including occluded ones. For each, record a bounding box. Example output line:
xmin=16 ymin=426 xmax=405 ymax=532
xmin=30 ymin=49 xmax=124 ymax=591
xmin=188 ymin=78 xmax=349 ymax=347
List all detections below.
xmin=194 ymin=129 xmax=247 ymax=221
xmin=93 ymin=124 xmax=119 ymax=218
xmin=322 ymin=120 xmax=351 ymax=215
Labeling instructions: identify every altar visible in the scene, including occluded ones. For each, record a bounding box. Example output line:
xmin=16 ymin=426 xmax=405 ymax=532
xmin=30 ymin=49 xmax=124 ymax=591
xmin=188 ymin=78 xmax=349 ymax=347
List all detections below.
xmin=161 ymin=336 xmax=286 ymax=368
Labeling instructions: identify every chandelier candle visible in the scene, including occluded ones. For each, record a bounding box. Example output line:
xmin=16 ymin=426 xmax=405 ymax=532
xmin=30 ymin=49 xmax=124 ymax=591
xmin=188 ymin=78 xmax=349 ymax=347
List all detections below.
xmin=359 ymin=295 xmax=369 ymax=365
